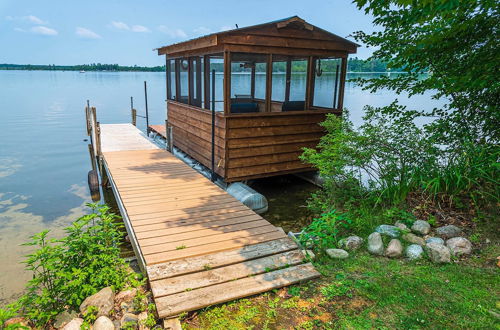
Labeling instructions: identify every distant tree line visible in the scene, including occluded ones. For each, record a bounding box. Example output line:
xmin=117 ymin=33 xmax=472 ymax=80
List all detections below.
xmin=0 ymin=63 xmax=165 ymax=72
xmin=1 ymin=58 xmax=393 ymax=73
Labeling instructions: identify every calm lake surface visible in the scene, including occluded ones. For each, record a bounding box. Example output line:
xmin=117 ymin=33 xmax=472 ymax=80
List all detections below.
xmin=0 ymin=70 xmax=443 ymax=303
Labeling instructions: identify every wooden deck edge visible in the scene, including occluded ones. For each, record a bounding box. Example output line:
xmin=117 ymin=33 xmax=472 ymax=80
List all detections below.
xmin=155 ymin=263 xmax=321 ymax=318
xmin=103 ymin=157 xmax=147 ymax=273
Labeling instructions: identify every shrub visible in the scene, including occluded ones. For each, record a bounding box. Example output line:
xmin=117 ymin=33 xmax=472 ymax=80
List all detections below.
xmin=16 ymin=203 xmax=132 ymax=326
xmin=299 ymin=210 xmax=352 ymax=252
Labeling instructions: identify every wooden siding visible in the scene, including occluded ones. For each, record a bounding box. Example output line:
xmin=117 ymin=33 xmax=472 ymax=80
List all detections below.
xmin=224 ymin=111 xmax=329 ymax=182
xmin=168 ymin=101 xmax=226 ymax=177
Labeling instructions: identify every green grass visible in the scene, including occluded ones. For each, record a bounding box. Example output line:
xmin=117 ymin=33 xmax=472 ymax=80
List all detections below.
xmin=183 ymin=246 xmax=499 ymax=329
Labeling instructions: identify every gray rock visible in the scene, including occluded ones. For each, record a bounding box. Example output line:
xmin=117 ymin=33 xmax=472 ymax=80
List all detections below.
xmin=402 ymin=233 xmax=426 ymax=246
xmin=425 ymin=242 xmax=451 ymax=263
xmin=120 ymin=301 xmax=135 ymax=313
xmin=436 ymin=225 xmax=462 ymax=239
xmin=411 ymin=220 xmax=431 ymax=235
xmin=326 ymin=248 xmax=349 ymax=259
xmin=405 ymin=244 xmax=424 ymax=260
xmin=61 ymin=318 xmax=84 ymax=330
xmin=426 ymin=237 xmax=444 ymax=245
xmin=385 ymin=239 xmax=403 ymax=258
xmin=54 ymin=310 xmax=78 ymax=328
xmin=375 ymin=225 xmax=400 ymax=238
xmin=367 ymin=232 xmax=384 ymax=255
xmin=121 ymin=313 xmax=139 ymax=327
xmin=394 ymin=221 xmax=408 ymax=231
xmin=446 ymin=237 xmax=472 ymax=256
xmin=94 ymin=316 xmax=115 ymax=330
xmin=79 ymin=287 xmax=115 ymax=317
xmin=339 ymin=235 xmax=364 ymax=250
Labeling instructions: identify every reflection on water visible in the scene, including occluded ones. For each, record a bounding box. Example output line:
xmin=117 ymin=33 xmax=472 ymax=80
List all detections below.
xmin=0 ymin=70 xmax=444 ymax=304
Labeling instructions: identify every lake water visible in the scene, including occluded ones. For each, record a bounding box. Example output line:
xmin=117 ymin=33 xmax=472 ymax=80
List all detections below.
xmin=0 ymin=70 xmax=443 ymax=304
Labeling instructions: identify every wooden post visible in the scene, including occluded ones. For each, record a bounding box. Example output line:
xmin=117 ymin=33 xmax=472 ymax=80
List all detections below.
xmin=285 ymin=58 xmax=292 ymax=102
xmin=265 ymin=54 xmax=273 ymax=112
xmin=305 ymin=56 xmax=316 ymax=110
xmin=131 ymin=109 xmax=137 ymax=126
xmin=337 ymin=57 xmax=348 ymax=111
xmin=165 ymin=119 xmax=171 ymax=152
xmin=96 ymin=122 xmax=102 ymax=157
xmin=166 ymin=57 xmax=172 ymax=101
xmin=223 ymin=51 xmax=231 ymax=115
xmin=250 ymin=64 xmax=256 ymax=99
xmin=85 ymin=106 xmax=91 ymax=136
xmin=203 ymin=55 xmax=210 ymax=109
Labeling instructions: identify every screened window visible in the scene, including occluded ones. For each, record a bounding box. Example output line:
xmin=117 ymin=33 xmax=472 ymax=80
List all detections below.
xmin=312 ymin=57 xmax=342 ymax=108
xmin=166 ymin=59 xmax=176 ymax=101
xmin=178 ymin=58 xmax=189 ymax=104
xmin=229 ymin=53 xmax=267 ymax=113
xmin=209 ymin=56 xmax=224 ymax=112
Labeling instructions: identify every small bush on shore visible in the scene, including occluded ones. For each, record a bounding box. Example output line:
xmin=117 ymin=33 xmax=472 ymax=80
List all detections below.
xmin=2 ymin=203 xmax=136 ymax=327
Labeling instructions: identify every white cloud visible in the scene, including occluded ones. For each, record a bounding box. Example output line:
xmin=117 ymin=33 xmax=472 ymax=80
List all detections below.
xmin=6 ymin=15 xmax=48 ymax=25
xmin=30 ymin=26 xmax=58 ymax=36
xmin=76 ymin=27 xmax=102 ymax=39
xmin=131 ymin=25 xmax=150 ymax=33
xmin=219 ymin=25 xmax=233 ymax=32
xmin=13 ymin=27 xmax=25 ymax=32
xmin=193 ymin=26 xmax=212 ymax=35
xmin=110 ymin=21 xmax=130 ymax=30
xmin=158 ymin=25 xmax=187 ymax=38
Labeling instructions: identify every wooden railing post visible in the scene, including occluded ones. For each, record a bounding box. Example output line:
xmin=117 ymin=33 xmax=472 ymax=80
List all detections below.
xmin=131 ymin=109 xmax=137 ymax=126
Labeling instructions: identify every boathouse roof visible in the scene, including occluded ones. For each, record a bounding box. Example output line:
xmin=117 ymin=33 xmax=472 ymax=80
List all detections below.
xmin=157 ymin=16 xmax=359 ymax=58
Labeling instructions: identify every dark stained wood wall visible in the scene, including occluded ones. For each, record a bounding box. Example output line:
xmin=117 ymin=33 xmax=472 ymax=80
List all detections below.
xmin=224 ymin=111 xmax=331 ymax=182
xmin=168 ymin=101 xmax=226 ymax=177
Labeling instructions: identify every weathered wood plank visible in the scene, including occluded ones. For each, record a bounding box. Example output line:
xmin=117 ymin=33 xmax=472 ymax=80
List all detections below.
xmin=146 ymin=238 xmax=298 ymax=280
xmin=155 ymin=263 xmax=320 ymax=318
xmin=151 ymin=250 xmax=305 ymax=298
xmin=141 ymin=225 xmax=280 ymax=254
xmin=144 ymin=231 xmax=285 ymax=264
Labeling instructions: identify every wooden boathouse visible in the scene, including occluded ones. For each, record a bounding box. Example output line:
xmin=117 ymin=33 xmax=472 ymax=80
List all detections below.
xmin=85 ymin=17 xmax=359 ymax=322
xmin=157 ymin=16 xmax=358 ymax=182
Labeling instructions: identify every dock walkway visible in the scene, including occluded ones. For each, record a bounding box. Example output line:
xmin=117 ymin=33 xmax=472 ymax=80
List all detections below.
xmin=96 ymin=122 xmax=319 ymax=319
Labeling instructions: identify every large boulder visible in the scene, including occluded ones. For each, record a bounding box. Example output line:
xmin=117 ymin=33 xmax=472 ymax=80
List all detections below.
xmin=4 ymin=317 xmax=30 ymax=328
xmin=339 ymin=236 xmax=364 ymax=251
xmin=138 ymin=312 xmax=148 ymax=330
xmin=402 ymin=233 xmax=426 ymax=246
xmin=425 ymin=242 xmax=451 ymax=263
xmin=326 ymin=248 xmax=349 ymax=259
xmin=446 ymin=237 xmax=472 ymax=256
xmin=54 ymin=310 xmax=78 ymax=329
xmin=405 ymin=244 xmax=424 ymax=260
xmin=375 ymin=225 xmax=400 ymax=238
xmin=425 ymin=237 xmax=444 ymax=245
xmin=411 ymin=220 xmax=431 ymax=235
xmin=79 ymin=287 xmax=115 ymax=317
xmin=385 ymin=239 xmax=403 ymax=258
xmin=436 ymin=225 xmax=462 ymax=239
xmin=93 ymin=316 xmax=115 ymax=330
xmin=61 ymin=318 xmax=83 ymax=330
xmin=367 ymin=232 xmax=384 ymax=255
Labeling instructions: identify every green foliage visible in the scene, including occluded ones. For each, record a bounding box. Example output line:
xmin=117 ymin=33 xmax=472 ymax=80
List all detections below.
xmin=299 ymin=210 xmax=352 ymax=251
xmin=17 ymin=203 xmax=131 ymax=326
xmin=348 ymin=0 xmax=500 ymax=206
xmin=133 ymin=290 xmax=148 ymax=313
xmin=382 ymin=207 xmax=416 ymax=227
xmin=82 ymin=305 xmax=98 ymax=324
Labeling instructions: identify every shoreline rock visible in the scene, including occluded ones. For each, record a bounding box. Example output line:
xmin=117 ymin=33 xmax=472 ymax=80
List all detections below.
xmin=375 ymin=225 xmax=400 ymax=238
xmin=446 ymin=237 xmax=472 ymax=256
xmin=80 ymin=287 xmax=115 ymax=317
xmin=411 ymin=220 xmax=431 ymax=235
xmin=385 ymin=239 xmax=403 ymax=258
xmin=425 ymin=243 xmax=451 ymax=263
xmin=405 ymin=244 xmax=424 ymax=260
xmin=367 ymin=232 xmax=384 ymax=255
xmin=326 ymin=248 xmax=349 ymax=259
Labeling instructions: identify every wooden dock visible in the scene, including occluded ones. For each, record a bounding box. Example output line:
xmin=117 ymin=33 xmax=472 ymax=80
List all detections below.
xmin=91 ymin=120 xmax=320 ymax=319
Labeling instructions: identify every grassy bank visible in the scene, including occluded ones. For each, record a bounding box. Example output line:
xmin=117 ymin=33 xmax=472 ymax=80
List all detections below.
xmin=182 ymin=234 xmax=499 ymax=329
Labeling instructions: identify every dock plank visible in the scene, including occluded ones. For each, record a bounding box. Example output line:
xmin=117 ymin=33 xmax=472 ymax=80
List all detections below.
xmin=154 ymin=263 xmax=320 ymax=318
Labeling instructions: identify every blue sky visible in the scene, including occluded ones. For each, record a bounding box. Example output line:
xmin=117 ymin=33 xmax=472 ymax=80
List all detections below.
xmin=0 ymin=0 xmax=375 ymax=66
